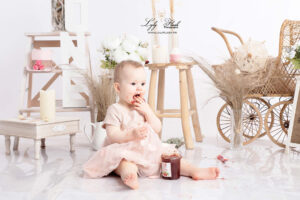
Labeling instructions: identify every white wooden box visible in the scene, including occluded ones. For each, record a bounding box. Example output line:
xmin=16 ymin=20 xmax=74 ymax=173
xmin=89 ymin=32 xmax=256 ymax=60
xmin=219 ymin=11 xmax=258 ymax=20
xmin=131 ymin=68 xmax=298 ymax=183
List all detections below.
xmin=0 ymin=117 xmax=80 ymax=159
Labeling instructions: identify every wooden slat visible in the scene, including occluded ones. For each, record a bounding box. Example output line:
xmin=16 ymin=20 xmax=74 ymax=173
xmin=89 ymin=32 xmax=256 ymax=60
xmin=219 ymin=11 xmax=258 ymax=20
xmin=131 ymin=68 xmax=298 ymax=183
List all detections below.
xmin=19 ymin=106 xmax=91 ymax=113
xmin=33 ymin=40 xmax=77 ymax=48
xmin=187 ymin=69 xmax=203 ymax=142
xmin=30 ymin=73 xmax=61 ymax=106
xmin=156 ymin=69 xmax=165 ymax=138
xmin=26 ymin=69 xmax=62 ymax=73
xmin=25 ymin=32 xmax=91 ymax=37
xmin=27 ymin=73 xmax=33 ymax=109
xmin=161 ymin=109 xmax=180 ymax=113
xmin=156 ymin=109 xmax=195 ymax=118
xmin=156 ymin=113 xmax=181 ymax=118
xmin=179 ymin=69 xmax=194 ymax=149
xmin=145 ymin=62 xmax=196 ymax=69
xmin=148 ymin=69 xmax=158 ymax=110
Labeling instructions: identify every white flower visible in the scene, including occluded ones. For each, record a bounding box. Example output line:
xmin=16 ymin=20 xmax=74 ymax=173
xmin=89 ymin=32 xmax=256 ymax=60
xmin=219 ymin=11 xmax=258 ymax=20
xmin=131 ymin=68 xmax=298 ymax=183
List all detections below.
xmin=233 ymin=39 xmax=268 ymax=73
xmin=289 ymin=50 xmax=296 ymax=59
xmin=140 ymin=42 xmax=149 ymax=48
xmin=113 ymin=48 xmax=129 ymax=63
xmin=128 ymin=52 xmax=142 ymax=63
xmin=285 ymin=46 xmax=293 ymax=54
xmin=124 ymin=34 xmax=140 ymax=46
xmin=100 ymin=34 xmax=149 ymax=68
xmin=122 ymin=39 xmax=137 ymax=53
xmin=102 ymin=36 xmax=122 ymax=50
xmin=136 ymin=47 xmax=148 ymax=60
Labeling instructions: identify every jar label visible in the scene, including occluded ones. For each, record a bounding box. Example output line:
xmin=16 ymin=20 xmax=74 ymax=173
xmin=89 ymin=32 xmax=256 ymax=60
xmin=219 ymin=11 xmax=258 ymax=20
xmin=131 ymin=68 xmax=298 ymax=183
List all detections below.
xmin=161 ymin=162 xmax=172 ymax=177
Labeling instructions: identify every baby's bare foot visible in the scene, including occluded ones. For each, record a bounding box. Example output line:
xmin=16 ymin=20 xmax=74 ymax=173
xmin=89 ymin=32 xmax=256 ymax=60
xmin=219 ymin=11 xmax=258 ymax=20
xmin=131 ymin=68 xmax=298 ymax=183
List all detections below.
xmin=191 ymin=167 xmax=220 ymax=180
xmin=122 ymin=172 xmax=139 ymax=189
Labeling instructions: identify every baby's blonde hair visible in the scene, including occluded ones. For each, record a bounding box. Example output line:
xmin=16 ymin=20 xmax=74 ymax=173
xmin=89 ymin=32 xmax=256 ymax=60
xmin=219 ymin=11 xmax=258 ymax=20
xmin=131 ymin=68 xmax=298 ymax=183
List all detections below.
xmin=114 ymin=60 xmax=144 ymax=83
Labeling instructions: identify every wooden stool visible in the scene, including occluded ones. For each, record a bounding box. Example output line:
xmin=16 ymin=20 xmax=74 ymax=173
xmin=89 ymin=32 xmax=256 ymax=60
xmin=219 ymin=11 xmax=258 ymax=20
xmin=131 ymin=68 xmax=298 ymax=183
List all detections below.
xmin=146 ymin=62 xmax=203 ymax=149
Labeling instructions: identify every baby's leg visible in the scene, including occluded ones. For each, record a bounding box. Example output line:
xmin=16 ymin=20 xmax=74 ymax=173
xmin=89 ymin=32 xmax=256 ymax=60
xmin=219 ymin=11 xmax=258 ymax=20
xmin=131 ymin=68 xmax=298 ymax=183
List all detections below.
xmin=115 ymin=159 xmax=139 ymax=189
xmin=180 ymin=159 xmax=220 ymax=180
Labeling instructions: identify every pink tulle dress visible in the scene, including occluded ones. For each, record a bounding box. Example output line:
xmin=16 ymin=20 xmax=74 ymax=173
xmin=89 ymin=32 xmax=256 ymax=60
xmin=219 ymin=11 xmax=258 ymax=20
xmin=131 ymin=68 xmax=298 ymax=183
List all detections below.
xmin=83 ymin=103 xmax=176 ymax=178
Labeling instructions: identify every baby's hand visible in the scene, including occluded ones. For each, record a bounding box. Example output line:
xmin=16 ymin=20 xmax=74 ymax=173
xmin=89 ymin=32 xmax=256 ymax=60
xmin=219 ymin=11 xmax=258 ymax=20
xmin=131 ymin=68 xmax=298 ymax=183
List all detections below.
xmin=133 ymin=96 xmax=152 ymax=118
xmin=132 ymin=126 xmax=148 ymax=140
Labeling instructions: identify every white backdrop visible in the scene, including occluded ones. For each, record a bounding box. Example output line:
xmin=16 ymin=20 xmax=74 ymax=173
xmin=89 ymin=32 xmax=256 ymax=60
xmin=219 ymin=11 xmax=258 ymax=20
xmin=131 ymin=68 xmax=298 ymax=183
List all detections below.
xmin=0 ymin=0 xmax=299 ymax=141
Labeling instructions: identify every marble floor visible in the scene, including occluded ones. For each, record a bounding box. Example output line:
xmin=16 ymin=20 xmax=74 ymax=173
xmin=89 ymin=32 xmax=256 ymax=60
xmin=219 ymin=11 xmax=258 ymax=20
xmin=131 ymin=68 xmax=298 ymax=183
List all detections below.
xmin=1 ymin=133 xmax=300 ymax=200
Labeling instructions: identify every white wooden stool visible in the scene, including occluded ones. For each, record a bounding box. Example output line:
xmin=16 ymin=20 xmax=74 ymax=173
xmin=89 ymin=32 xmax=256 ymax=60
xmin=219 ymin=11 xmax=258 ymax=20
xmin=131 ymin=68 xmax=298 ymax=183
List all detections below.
xmin=146 ymin=62 xmax=203 ymax=149
xmin=0 ymin=117 xmax=79 ymax=159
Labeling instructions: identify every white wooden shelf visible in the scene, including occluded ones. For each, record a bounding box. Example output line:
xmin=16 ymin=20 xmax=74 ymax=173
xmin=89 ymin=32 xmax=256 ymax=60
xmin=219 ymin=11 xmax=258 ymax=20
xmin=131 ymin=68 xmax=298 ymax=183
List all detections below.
xmin=25 ymin=32 xmax=91 ymax=37
xmin=19 ymin=32 xmax=95 ymax=124
xmin=25 ymin=68 xmax=62 ymax=74
xmin=20 ymin=106 xmax=92 ymax=113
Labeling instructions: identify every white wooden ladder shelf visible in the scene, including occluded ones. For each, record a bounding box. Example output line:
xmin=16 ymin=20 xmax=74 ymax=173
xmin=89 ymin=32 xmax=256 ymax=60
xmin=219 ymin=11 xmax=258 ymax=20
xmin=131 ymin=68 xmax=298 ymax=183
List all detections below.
xmin=19 ymin=32 xmax=95 ymax=123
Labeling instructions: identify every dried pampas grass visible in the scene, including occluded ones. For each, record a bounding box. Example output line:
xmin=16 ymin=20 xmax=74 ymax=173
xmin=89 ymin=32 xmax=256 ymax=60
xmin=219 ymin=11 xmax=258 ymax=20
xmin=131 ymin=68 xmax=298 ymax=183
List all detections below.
xmin=190 ymin=45 xmax=274 ymax=147
xmin=83 ymin=72 xmax=116 ymax=122
xmin=192 ymin=56 xmax=273 ymax=110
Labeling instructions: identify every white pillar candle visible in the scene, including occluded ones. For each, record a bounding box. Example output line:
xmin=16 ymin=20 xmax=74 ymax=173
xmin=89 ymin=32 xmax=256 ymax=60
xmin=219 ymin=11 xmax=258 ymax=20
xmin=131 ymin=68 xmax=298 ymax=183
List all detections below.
xmin=40 ymin=90 xmax=56 ymax=122
xmin=168 ymin=34 xmax=179 ymax=53
xmin=152 ymin=45 xmax=169 ymax=63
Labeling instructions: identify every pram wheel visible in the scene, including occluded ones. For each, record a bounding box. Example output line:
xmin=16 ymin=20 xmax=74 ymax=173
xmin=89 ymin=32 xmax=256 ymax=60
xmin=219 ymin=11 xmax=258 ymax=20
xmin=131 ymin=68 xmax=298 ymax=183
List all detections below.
xmin=245 ymin=97 xmax=274 ymax=138
xmin=217 ymin=100 xmax=262 ymax=145
xmin=264 ymin=100 xmax=293 ymax=147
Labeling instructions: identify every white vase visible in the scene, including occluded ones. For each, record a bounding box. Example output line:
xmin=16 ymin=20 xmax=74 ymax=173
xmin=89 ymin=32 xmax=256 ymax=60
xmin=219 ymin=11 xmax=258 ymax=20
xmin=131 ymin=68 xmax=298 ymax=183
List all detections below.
xmin=84 ymin=122 xmax=106 ymax=151
xmin=230 ymin=108 xmax=243 ymax=150
xmin=51 ymin=0 xmax=65 ymax=31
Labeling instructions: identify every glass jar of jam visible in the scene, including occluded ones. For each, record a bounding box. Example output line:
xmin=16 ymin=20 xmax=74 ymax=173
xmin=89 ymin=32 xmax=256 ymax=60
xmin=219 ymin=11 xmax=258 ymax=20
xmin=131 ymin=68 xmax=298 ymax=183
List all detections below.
xmin=161 ymin=153 xmax=182 ymax=180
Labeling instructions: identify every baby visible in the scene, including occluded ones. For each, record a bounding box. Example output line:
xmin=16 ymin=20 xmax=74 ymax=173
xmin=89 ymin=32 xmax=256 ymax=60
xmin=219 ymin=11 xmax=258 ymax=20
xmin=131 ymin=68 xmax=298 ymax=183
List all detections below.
xmin=83 ymin=60 xmax=219 ymax=189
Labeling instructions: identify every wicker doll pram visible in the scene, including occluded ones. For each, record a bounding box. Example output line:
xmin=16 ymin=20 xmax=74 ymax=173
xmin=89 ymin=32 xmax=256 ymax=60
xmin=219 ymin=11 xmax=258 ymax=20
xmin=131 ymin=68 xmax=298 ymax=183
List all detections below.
xmin=213 ymin=20 xmax=300 ymax=147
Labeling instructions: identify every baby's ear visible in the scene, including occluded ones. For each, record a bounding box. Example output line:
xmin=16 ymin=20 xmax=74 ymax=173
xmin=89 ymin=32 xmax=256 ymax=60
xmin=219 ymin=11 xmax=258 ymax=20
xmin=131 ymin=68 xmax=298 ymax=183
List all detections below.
xmin=114 ymin=82 xmax=120 ymax=93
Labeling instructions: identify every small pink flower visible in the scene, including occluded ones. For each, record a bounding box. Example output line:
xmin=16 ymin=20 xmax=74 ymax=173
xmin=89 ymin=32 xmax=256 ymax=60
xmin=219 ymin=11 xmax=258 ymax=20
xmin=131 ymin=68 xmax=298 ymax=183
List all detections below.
xmin=33 ymin=60 xmax=45 ymax=70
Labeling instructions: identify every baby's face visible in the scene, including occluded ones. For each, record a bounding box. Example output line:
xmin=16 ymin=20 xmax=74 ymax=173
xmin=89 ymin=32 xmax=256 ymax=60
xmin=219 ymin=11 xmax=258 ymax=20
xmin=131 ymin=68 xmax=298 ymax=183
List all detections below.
xmin=117 ymin=65 xmax=147 ymax=105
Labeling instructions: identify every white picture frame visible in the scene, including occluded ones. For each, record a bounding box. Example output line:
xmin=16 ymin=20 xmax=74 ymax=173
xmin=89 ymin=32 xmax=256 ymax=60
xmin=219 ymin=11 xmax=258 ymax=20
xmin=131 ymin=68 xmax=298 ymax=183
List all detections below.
xmin=62 ymin=69 xmax=87 ymax=107
xmin=60 ymin=32 xmax=89 ymax=107
xmin=65 ymin=0 xmax=88 ymax=32
xmin=286 ymin=76 xmax=300 ymax=153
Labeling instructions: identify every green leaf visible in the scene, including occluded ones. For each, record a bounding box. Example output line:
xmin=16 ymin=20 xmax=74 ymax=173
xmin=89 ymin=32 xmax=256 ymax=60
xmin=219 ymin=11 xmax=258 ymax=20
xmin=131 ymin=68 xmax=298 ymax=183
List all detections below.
xmin=100 ymin=60 xmax=117 ymax=69
xmin=291 ymin=59 xmax=300 ymax=69
xmin=163 ymin=137 xmax=184 ymax=149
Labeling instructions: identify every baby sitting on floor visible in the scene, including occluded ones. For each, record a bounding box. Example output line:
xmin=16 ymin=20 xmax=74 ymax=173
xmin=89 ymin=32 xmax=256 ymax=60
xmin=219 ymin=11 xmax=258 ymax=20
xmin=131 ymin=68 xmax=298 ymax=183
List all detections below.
xmin=83 ymin=60 xmax=219 ymax=189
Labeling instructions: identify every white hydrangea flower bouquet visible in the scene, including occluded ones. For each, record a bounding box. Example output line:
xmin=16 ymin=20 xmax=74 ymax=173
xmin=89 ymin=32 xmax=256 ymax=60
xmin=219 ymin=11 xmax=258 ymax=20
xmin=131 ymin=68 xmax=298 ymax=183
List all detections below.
xmin=100 ymin=34 xmax=149 ymax=69
xmin=287 ymin=43 xmax=300 ymax=69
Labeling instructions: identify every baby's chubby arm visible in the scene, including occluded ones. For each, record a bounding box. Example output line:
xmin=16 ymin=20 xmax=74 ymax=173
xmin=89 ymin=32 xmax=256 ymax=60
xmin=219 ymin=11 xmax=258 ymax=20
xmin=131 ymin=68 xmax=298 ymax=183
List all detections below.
xmin=133 ymin=96 xmax=162 ymax=134
xmin=106 ymin=124 xmax=148 ymax=144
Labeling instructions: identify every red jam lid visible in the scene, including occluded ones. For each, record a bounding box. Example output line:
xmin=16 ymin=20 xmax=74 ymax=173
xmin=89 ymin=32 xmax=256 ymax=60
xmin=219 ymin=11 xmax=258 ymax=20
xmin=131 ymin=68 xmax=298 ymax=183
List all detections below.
xmin=161 ymin=152 xmax=182 ymax=160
